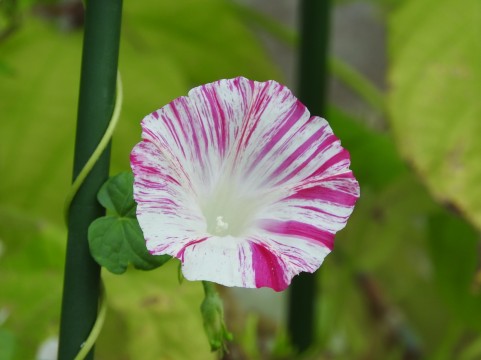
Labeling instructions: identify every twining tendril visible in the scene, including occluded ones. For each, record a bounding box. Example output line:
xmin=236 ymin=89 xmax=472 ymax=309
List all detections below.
xmin=73 ymin=281 xmax=107 ymax=360
xmin=64 ymin=72 xmax=123 ymax=360
xmin=64 ymin=72 xmax=123 ymax=223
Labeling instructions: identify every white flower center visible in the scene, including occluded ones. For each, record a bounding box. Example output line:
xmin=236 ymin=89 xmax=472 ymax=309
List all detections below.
xmin=215 ymin=216 xmax=229 ymax=234
xmin=200 ymin=174 xmax=265 ymax=237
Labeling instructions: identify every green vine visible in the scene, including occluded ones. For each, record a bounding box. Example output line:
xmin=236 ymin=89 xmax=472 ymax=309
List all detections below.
xmin=73 ymin=281 xmax=107 ymax=360
xmin=63 ymin=72 xmax=123 ymax=224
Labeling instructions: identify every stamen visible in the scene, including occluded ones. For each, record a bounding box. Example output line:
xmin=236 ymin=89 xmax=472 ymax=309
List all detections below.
xmin=215 ymin=216 xmax=229 ymax=234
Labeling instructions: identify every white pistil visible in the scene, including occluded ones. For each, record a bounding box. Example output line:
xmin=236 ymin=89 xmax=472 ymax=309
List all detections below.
xmin=215 ymin=216 xmax=229 ymax=234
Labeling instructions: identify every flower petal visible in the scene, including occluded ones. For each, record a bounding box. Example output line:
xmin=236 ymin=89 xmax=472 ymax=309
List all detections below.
xmin=248 ymin=234 xmax=331 ymax=291
xmin=179 ymin=233 xmax=331 ymax=292
xmin=131 ymin=77 xmax=360 ymax=291
xmin=180 ymin=236 xmax=255 ymax=288
xmin=131 ymin=141 xmax=207 ymax=256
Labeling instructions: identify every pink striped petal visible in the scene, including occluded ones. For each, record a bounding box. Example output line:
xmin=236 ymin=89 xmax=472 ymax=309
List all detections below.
xmin=131 ymin=77 xmax=360 ymax=291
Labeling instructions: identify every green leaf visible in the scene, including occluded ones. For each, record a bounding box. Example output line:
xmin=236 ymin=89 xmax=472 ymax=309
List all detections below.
xmin=97 ymin=263 xmax=217 ymax=360
xmin=0 ymin=58 xmax=14 ymax=76
xmin=327 ymin=107 xmax=407 ymax=190
xmin=0 ymin=211 xmax=65 ymax=360
xmin=90 ymin=171 xmax=170 ymax=273
xmin=459 ymin=336 xmax=481 ymax=360
xmin=388 ymin=0 xmax=481 ymax=230
xmin=88 ymin=215 xmax=170 ymax=274
xmin=0 ymin=328 xmax=16 ymax=360
xmin=97 ymin=172 xmax=136 ymax=218
xmin=429 ymin=210 xmax=481 ymax=330
xmin=338 ymin=174 xmax=436 ymax=271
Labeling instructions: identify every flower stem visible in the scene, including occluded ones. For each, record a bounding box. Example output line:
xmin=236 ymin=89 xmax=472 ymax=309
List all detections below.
xmin=201 ymin=281 xmax=233 ymax=354
xmin=287 ymin=0 xmax=331 ymax=353
xmin=202 ymin=280 xmax=217 ymax=297
xmin=58 ymin=1 xmax=123 ymax=359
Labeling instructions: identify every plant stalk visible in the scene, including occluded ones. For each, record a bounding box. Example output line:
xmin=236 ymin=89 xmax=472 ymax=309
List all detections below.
xmin=58 ymin=1 xmax=123 ymax=359
xmin=287 ymin=0 xmax=331 ymax=353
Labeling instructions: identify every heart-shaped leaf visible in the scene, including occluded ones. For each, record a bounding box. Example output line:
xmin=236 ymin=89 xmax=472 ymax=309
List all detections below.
xmin=89 ymin=172 xmax=170 ymax=274
xmin=97 ymin=172 xmax=137 ymax=218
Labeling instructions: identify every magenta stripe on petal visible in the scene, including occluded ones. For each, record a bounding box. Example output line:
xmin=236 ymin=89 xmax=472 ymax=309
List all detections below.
xmin=259 ymin=219 xmax=335 ymax=250
xmin=246 ymin=100 xmax=307 ymax=175
xmin=269 ymin=123 xmax=334 ymax=184
xmin=250 ymin=241 xmax=288 ymax=291
xmin=309 ymin=149 xmax=352 ymax=179
xmin=287 ymin=182 xmax=358 ymax=207
xmin=176 ymin=237 xmax=209 ymax=261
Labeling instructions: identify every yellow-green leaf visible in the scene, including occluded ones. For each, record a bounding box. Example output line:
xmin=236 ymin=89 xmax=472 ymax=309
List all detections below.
xmin=388 ymin=0 xmax=481 ymax=229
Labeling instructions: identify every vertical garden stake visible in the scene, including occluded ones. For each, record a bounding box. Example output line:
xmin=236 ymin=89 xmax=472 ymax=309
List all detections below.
xmin=58 ymin=1 xmax=123 ymax=359
xmin=287 ymin=0 xmax=331 ymax=353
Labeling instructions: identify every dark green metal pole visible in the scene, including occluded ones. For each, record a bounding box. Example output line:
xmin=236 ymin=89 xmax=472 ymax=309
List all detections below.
xmin=58 ymin=1 xmax=122 ymax=359
xmin=287 ymin=0 xmax=331 ymax=353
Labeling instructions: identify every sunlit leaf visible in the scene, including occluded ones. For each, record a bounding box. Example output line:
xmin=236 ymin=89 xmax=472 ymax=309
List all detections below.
xmin=388 ymin=0 xmax=481 ymax=230
xmin=97 ymin=263 xmax=217 ymax=360
xmin=0 ymin=210 xmax=65 ymax=360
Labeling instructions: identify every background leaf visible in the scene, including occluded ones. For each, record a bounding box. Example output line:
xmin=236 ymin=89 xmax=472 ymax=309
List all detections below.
xmin=327 ymin=107 xmax=407 ymax=190
xmin=429 ymin=210 xmax=481 ymax=330
xmin=388 ymin=0 xmax=481 ymax=230
xmin=97 ymin=263 xmax=216 ymax=360
xmin=0 ymin=328 xmax=16 ymax=360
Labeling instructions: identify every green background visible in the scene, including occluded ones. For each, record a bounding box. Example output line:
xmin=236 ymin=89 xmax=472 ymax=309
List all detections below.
xmin=1 ymin=0 xmax=480 ymax=359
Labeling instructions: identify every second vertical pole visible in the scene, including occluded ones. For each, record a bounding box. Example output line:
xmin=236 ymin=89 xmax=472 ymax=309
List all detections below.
xmin=287 ymin=0 xmax=331 ymax=353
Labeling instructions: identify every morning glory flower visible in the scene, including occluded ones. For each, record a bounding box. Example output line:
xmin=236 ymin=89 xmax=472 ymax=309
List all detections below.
xmin=131 ymin=77 xmax=359 ymax=292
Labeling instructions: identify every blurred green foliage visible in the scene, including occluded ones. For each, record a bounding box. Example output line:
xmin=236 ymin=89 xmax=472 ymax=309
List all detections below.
xmin=389 ymin=0 xmax=481 ymax=230
xmin=0 ymin=0 xmax=480 ymax=359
